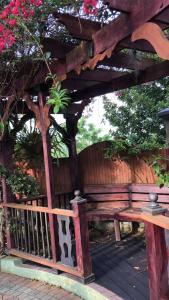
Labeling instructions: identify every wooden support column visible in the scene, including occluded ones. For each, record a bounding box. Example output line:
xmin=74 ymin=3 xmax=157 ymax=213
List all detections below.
xmin=0 ymin=134 xmax=14 ymax=249
xmin=25 ymin=92 xmax=58 ymax=263
xmin=66 ymin=115 xmax=80 ymax=190
xmin=71 ymin=191 xmax=94 ymax=283
xmin=0 ymin=96 xmax=16 ymax=250
xmin=145 ymin=222 xmax=169 ymax=300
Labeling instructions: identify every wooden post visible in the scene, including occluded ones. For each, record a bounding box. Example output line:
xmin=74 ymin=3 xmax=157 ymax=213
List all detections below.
xmin=114 ymin=219 xmax=121 ymax=242
xmin=71 ymin=191 xmax=94 ymax=283
xmin=145 ymin=222 xmax=169 ymax=300
xmin=38 ymin=91 xmax=59 ymax=263
xmin=25 ymin=92 xmax=58 ymax=263
xmin=66 ymin=116 xmax=80 ymax=190
xmin=0 ymin=136 xmax=14 ymax=249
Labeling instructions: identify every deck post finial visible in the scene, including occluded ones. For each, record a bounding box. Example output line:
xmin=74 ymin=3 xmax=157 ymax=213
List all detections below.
xmin=70 ymin=190 xmax=87 ymax=204
xmin=142 ymin=192 xmax=167 ymax=215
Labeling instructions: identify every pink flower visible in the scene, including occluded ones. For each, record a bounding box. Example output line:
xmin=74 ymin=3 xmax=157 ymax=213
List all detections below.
xmin=83 ymin=0 xmax=98 ymax=14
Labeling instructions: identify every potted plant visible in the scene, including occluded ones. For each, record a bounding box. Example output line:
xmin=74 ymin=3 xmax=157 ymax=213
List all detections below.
xmin=0 ymin=165 xmax=40 ymax=199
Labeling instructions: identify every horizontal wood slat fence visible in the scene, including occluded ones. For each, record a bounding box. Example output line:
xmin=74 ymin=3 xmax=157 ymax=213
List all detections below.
xmin=25 ymin=142 xmax=167 ymax=193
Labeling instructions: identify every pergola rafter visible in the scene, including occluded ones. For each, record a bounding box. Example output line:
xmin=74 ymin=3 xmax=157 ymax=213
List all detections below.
xmin=2 ymin=0 xmax=169 ymax=104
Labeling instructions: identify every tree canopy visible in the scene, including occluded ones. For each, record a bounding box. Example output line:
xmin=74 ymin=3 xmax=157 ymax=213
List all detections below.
xmin=76 ymin=117 xmax=110 ymax=153
xmin=103 ymin=78 xmax=169 ymax=156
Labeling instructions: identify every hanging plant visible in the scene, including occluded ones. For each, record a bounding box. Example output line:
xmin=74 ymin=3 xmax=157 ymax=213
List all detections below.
xmin=47 ymin=80 xmax=70 ymax=114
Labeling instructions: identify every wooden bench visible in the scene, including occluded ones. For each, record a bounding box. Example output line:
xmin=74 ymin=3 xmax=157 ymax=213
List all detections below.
xmin=83 ymin=184 xmax=169 ymax=241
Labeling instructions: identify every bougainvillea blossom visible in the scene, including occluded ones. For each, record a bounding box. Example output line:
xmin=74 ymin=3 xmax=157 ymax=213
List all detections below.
xmin=0 ymin=0 xmax=97 ymax=54
xmin=83 ymin=0 xmax=98 ymax=14
xmin=0 ymin=0 xmax=43 ymax=53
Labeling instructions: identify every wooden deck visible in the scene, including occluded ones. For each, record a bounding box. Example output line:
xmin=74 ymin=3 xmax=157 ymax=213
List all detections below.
xmin=91 ymin=233 xmax=149 ymax=300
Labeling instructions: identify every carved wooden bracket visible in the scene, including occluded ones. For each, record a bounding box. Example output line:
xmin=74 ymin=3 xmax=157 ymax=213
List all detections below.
xmin=132 ymin=22 xmax=169 ymax=60
xmin=24 ymin=93 xmax=51 ymax=133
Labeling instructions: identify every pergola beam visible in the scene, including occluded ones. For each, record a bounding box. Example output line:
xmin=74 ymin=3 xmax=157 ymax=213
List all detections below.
xmin=54 ymin=13 xmax=101 ymax=41
xmin=42 ymin=38 xmax=73 ymax=59
xmin=71 ymin=60 xmax=169 ymax=101
xmin=68 ymin=69 xmax=125 ymax=82
xmin=101 ymin=52 xmax=155 ymax=70
xmin=93 ymin=1 xmax=169 ymax=55
xmin=104 ymin=0 xmax=139 ymax=12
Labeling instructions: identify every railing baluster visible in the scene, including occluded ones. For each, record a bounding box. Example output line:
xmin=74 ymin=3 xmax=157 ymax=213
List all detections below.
xmin=27 ymin=210 xmax=31 ymax=253
xmin=35 ymin=211 xmax=40 ymax=256
xmin=23 ymin=210 xmax=28 ymax=252
xmin=11 ymin=208 xmax=17 ymax=247
xmin=19 ymin=210 xmax=24 ymax=250
xmin=40 ymin=212 xmax=46 ymax=257
xmin=16 ymin=209 xmax=20 ymax=250
xmin=45 ymin=212 xmax=50 ymax=259
xmin=58 ymin=195 xmax=61 ymax=208
xmin=31 ymin=211 xmax=36 ymax=254
xmin=64 ymin=194 xmax=67 ymax=209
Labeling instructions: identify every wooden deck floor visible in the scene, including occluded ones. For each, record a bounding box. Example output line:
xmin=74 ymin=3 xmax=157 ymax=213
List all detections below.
xmin=91 ymin=233 xmax=149 ymax=300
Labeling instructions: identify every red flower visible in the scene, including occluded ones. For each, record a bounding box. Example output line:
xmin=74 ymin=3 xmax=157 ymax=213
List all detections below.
xmin=0 ymin=0 xmax=43 ymax=53
xmin=83 ymin=0 xmax=98 ymax=14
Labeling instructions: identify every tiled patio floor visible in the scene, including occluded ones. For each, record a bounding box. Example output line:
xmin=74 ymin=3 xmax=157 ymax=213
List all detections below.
xmin=0 ymin=272 xmax=81 ymax=300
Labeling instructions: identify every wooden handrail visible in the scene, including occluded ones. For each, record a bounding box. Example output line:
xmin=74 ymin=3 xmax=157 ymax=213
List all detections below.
xmin=3 ymin=203 xmax=76 ymax=217
xmin=17 ymin=195 xmax=47 ymax=203
xmin=141 ymin=213 xmax=169 ymax=230
xmin=17 ymin=192 xmax=73 ymax=203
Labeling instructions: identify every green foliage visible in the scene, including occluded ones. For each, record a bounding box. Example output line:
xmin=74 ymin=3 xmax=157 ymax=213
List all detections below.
xmin=47 ymin=81 xmax=70 ymax=114
xmin=105 ymin=136 xmax=163 ymax=160
xmin=0 ymin=121 xmax=4 ymax=138
xmin=103 ymin=78 xmax=169 ymax=156
xmin=76 ymin=117 xmax=111 ymax=153
xmin=0 ymin=165 xmax=40 ymax=198
xmin=14 ymin=126 xmax=43 ymax=174
xmin=152 ymin=156 xmax=169 ymax=188
xmin=51 ymin=131 xmax=68 ymax=158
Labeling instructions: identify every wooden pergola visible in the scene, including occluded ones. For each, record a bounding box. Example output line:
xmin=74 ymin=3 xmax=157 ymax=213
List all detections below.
xmin=2 ymin=1 xmax=169 ymax=299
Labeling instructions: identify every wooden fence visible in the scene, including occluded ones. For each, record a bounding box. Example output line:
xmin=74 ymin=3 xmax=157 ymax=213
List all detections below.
xmin=25 ymin=142 xmax=168 ymax=193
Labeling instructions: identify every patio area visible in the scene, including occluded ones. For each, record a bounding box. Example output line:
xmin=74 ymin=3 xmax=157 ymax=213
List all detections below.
xmin=0 ymin=272 xmax=81 ymax=300
xmin=91 ymin=233 xmax=149 ymax=300
xmin=0 ymin=233 xmax=149 ymax=300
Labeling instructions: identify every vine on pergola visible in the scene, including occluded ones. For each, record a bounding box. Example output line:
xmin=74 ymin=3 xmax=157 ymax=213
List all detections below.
xmin=0 ymin=0 xmax=101 ymax=125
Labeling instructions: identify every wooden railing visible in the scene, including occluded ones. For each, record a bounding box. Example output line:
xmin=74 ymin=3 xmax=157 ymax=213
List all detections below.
xmin=17 ymin=195 xmax=47 ymax=206
xmin=53 ymin=192 xmax=74 ymax=209
xmin=3 ymin=196 xmax=93 ymax=281
xmin=17 ymin=192 xmax=74 ymax=209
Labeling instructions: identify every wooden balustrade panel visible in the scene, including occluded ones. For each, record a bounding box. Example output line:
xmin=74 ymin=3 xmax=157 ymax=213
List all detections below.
xmin=7 ymin=204 xmax=80 ymax=277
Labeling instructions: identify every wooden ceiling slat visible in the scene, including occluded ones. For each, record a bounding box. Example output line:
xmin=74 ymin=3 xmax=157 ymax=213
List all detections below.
xmin=154 ymin=7 xmax=169 ymax=24
xmin=93 ymin=1 xmax=169 ymax=55
xmin=55 ymin=13 xmax=101 ymax=41
xmin=103 ymin=0 xmax=139 ymax=13
xmin=68 ymin=69 xmax=125 ymax=82
xmin=66 ymin=41 xmax=92 ymax=73
xmin=42 ymin=38 xmax=72 ymax=59
xmin=71 ymin=60 xmax=169 ymax=101
xmin=101 ymin=52 xmax=155 ymax=70
xmin=62 ymin=79 xmax=101 ymax=91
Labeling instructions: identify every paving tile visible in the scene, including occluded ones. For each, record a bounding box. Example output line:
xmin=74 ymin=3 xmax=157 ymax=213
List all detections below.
xmin=0 ymin=273 xmax=81 ymax=300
